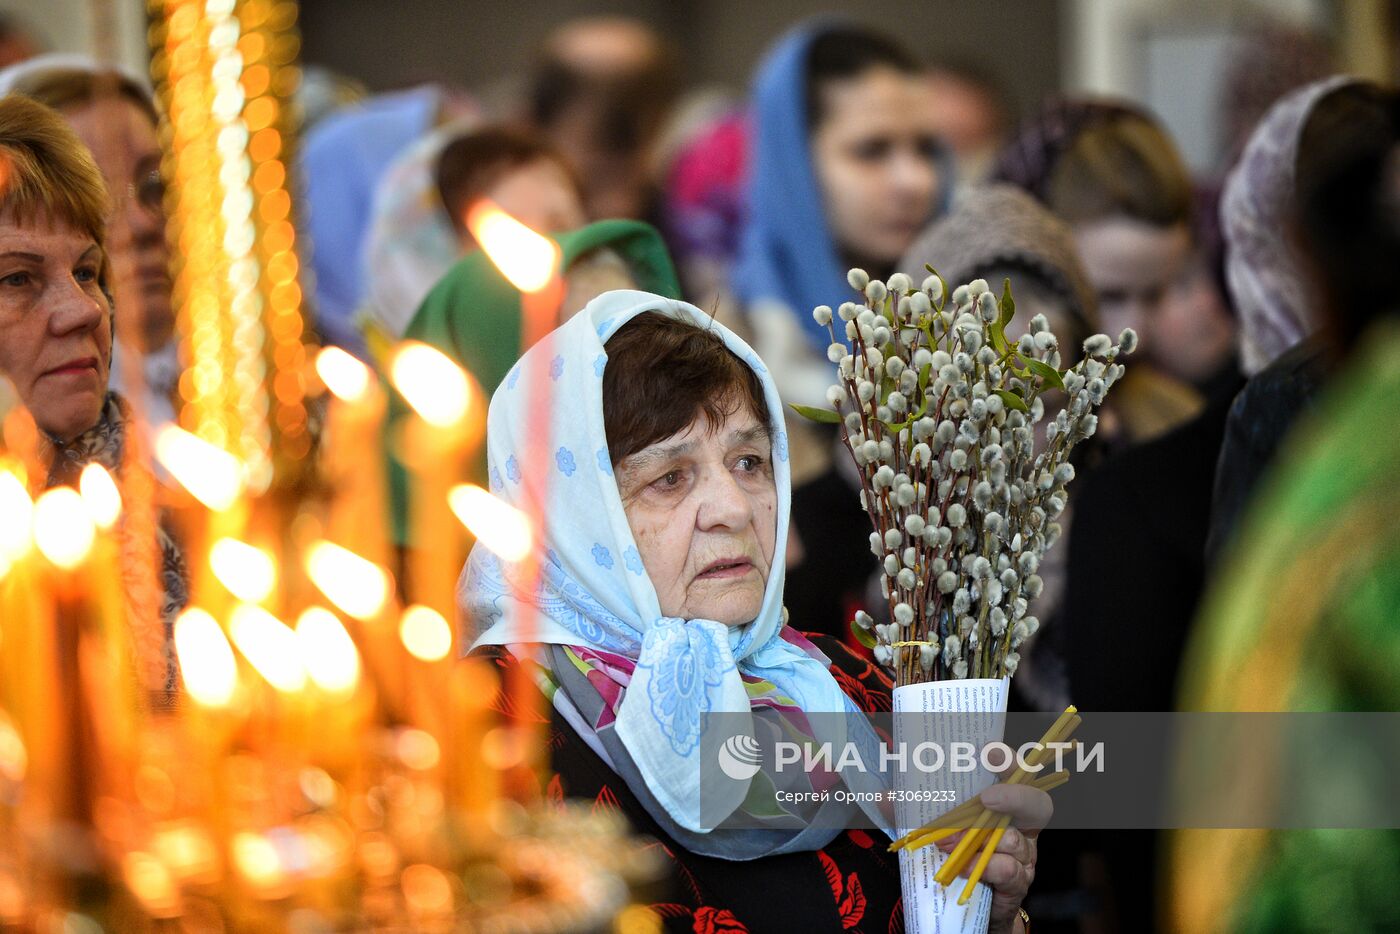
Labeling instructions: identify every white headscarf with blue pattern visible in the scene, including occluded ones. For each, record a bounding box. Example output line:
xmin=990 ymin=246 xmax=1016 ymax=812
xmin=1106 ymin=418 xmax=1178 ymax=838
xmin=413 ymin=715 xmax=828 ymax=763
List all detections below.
xmin=462 ymin=289 xmax=873 ymax=840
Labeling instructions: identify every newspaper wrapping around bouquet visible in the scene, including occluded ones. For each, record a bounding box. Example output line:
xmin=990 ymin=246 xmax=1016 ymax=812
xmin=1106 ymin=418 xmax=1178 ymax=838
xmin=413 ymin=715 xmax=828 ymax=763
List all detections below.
xmin=894 ymin=678 xmax=1008 ymax=934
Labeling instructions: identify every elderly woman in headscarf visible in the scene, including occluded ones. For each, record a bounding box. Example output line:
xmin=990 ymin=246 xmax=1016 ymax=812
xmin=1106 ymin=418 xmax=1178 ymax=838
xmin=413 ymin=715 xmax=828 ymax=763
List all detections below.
xmin=0 ymin=95 xmax=184 ymax=697
xmin=460 ymin=289 xmax=1048 ymax=933
xmin=1207 ymin=77 xmax=1388 ymax=559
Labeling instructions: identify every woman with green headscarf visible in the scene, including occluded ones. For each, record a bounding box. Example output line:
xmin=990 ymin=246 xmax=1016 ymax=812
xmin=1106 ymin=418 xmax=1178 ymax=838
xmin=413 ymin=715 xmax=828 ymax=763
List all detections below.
xmin=388 ymin=218 xmax=683 ymax=547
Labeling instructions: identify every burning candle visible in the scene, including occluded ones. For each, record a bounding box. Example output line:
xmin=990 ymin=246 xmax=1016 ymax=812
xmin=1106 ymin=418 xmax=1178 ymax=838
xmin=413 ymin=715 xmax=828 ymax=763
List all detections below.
xmin=315 ymin=347 xmax=393 ymax=571
xmin=389 ymin=342 xmax=481 ymax=622
xmin=465 ymin=201 xmax=564 ymax=794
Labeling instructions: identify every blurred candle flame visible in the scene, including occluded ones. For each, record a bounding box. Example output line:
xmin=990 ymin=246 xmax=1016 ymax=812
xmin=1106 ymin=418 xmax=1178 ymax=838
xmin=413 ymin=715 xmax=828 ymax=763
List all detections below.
xmin=173 ymin=608 xmax=239 ymax=708
xmin=395 ymin=728 xmax=441 ymax=771
xmin=232 ymin=831 xmax=284 ymax=888
xmin=152 ymin=823 xmax=219 ymax=884
xmin=120 ymin=851 xmax=179 ymax=917
xmin=229 ymin=604 xmax=306 ymax=693
xmin=210 ymin=538 xmax=277 ymax=603
xmin=154 ymin=426 xmax=245 ymax=511
xmin=305 ymin=541 xmax=390 ymax=620
xmin=295 ymin=607 xmax=361 ymax=694
xmin=399 ymin=605 xmax=452 ymax=662
xmin=401 ymin=863 xmax=454 ymax=914
xmin=390 ymin=342 xmax=473 ymax=427
xmin=0 ymin=470 xmax=30 ymax=562
xmin=32 ymin=487 xmax=95 ymax=569
xmin=315 ymin=346 xmax=373 ymax=403
xmin=78 ymin=463 xmax=122 ymax=530
xmin=447 ymin=484 xmax=532 ymax=562
xmin=0 ymin=712 xmax=26 ymax=784
xmin=465 ymin=200 xmax=560 ymax=293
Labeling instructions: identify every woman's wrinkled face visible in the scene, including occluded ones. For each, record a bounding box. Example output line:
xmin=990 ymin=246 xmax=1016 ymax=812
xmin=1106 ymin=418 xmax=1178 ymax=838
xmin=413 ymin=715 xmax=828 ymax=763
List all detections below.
xmin=812 ymin=67 xmax=942 ymax=268
xmin=1073 ymin=217 xmax=1192 ymax=346
xmin=0 ymin=211 xmax=112 ymax=441
xmin=615 ymin=404 xmax=777 ymax=627
xmin=63 ymin=97 xmax=172 ymax=353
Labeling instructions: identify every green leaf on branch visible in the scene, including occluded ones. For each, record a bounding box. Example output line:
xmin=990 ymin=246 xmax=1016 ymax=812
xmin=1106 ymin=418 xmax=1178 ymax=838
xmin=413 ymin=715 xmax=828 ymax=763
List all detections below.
xmin=989 ymin=278 xmax=1016 ymax=354
xmin=1022 ymin=358 xmax=1065 ymax=392
xmin=789 ymin=402 xmax=841 ymax=425
xmin=919 ymin=362 xmax=932 ymax=393
xmin=994 ymin=389 xmax=1029 ymax=414
xmin=850 ymin=620 xmax=878 ymax=649
xmin=999 ymin=279 xmax=1016 ymax=326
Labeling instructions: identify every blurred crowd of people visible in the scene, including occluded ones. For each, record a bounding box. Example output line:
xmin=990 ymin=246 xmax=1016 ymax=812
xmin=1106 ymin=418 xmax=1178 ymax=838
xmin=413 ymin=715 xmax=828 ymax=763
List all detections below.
xmin=2 ymin=7 xmax=1398 ymax=931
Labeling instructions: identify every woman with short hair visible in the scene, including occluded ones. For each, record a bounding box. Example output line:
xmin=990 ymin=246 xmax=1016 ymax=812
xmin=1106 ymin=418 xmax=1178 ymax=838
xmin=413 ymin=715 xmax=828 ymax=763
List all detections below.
xmin=0 ymin=54 xmax=182 ymax=436
xmin=0 ymin=94 xmax=184 ymax=697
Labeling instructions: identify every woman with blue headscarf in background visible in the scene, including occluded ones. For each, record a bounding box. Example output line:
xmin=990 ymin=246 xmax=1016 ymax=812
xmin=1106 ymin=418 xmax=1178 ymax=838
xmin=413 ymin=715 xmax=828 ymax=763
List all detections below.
xmin=726 ymin=22 xmax=953 ymax=651
xmin=732 ymin=22 xmax=950 ymax=429
xmin=460 ymin=289 xmax=1045 ymax=932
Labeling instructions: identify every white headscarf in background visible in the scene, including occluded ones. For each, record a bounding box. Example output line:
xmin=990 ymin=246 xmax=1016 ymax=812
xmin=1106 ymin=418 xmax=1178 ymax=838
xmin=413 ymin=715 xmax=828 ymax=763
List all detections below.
xmin=1222 ymin=76 xmax=1355 ymax=376
xmin=359 ymin=119 xmax=475 ymax=340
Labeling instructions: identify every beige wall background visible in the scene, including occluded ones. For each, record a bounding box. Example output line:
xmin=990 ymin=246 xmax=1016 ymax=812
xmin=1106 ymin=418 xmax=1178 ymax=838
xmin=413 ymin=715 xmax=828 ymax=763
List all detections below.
xmin=4 ymin=0 xmax=149 ymax=74
xmin=292 ymin=0 xmax=1062 ymax=119
xmin=4 ymin=0 xmax=1393 ymax=177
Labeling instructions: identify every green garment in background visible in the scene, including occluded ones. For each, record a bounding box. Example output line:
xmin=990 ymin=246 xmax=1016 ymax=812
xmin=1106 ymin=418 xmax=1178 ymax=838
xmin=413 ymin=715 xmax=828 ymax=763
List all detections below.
xmin=388 ymin=219 xmax=682 ymax=546
xmin=1166 ymin=320 xmax=1400 ymax=932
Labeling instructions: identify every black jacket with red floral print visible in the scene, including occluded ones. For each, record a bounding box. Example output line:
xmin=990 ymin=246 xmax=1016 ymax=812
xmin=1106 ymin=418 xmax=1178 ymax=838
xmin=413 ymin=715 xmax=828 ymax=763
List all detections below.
xmin=478 ymin=635 xmax=903 ymax=934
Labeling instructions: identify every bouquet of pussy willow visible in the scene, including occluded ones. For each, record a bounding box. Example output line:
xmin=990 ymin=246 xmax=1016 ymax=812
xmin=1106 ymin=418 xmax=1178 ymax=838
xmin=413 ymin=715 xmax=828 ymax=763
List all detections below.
xmin=793 ymin=267 xmax=1135 ymax=685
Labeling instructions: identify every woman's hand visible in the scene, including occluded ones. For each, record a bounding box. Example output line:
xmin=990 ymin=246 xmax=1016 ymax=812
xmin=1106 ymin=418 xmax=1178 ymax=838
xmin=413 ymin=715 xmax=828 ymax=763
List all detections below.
xmin=933 ymin=782 xmax=1052 ymax=934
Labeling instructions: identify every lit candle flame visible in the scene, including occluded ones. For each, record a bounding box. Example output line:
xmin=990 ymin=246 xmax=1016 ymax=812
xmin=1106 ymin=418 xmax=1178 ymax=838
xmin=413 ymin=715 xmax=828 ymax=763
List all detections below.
xmin=390 ymin=342 xmax=474 ymax=427
xmin=78 ymin=463 xmax=122 ymax=530
xmin=465 ymin=200 xmax=560 ymax=293
xmin=399 ymin=604 xmax=453 ymax=662
xmin=315 ymin=346 xmax=373 ymax=403
xmin=229 ymin=604 xmax=306 ymax=693
xmin=447 ymin=484 xmax=532 ymax=562
xmin=32 ymin=487 xmax=95 ymax=569
xmin=395 ymin=728 xmax=441 ymax=771
xmin=0 ymin=712 xmax=26 ymax=783
xmin=304 ymin=541 xmax=390 ymax=620
xmin=173 ymin=607 xmax=239 ymax=708
xmin=295 ymin=607 xmax=361 ymax=694
xmin=232 ymin=831 xmax=284 ymax=888
xmin=0 ymin=471 xmax=31 ymax=561
xmin=121 ymin=851 xmax=179 ymax=916
xmin=154 ymin=426 xmax=244 ymax=511
xmin=210 ymin=537 xmax=277 ymax=603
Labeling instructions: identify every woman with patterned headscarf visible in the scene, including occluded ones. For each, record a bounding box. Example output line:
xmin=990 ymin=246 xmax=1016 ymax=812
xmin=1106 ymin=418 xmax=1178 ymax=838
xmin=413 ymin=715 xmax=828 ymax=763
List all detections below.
xmin=458 ymin=289 xmax=1049 ymax=932
xmin=1207 ymin=78 xmax=1390 ymax=560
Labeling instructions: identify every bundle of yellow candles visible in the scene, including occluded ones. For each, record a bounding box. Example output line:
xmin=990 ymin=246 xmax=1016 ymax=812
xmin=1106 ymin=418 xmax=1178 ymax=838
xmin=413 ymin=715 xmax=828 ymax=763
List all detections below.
xmin=888 ymin=706 xmax=1082 ymax=906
